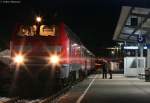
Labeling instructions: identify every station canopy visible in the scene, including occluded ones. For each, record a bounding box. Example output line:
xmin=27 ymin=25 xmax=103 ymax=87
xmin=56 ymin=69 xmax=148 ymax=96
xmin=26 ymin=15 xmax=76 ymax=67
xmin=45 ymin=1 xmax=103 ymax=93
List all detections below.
xmin=113 ymin=6 xmax=150 ymax=44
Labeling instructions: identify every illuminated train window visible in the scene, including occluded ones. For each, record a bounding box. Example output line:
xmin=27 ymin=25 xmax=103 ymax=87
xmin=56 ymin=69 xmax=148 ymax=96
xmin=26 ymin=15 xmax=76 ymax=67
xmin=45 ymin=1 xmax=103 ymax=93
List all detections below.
xmin=17 ymin=25 xmax=35 ymax=36
xmin=40 ymin=25 xmax=56 ymax=36
xmin=17 ymin=25 xmax=56 ymax=36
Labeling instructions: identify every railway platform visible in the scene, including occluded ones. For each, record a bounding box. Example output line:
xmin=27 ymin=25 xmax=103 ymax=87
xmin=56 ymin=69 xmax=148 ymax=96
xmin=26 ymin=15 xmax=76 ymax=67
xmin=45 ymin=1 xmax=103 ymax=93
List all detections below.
xmin=56 ymin=74 xmax=150 ymax=103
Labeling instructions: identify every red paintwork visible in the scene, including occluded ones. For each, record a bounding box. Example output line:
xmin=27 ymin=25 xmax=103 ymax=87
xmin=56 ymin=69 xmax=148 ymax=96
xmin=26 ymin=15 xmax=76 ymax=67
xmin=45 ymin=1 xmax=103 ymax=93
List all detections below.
xmin=59 ymin=23 xmax=70 ymax=64
xmin=11 ymin=22 xmax=95 ymax=71
xmin=11 ymin=22 xmax=70 ymax=65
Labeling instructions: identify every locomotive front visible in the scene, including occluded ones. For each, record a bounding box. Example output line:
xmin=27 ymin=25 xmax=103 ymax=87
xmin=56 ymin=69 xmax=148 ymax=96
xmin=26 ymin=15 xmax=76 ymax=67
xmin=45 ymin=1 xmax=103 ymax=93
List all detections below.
xmin=10 ymin=17 xmax=66 ymax=69
xmin=9 ymin=17 xmax=70 ymax=98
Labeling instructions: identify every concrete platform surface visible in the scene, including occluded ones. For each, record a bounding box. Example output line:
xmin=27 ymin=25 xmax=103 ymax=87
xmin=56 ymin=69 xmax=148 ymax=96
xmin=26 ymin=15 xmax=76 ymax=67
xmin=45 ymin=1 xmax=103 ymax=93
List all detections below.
xmin=56 ymin=74 xmax=150 ymax=103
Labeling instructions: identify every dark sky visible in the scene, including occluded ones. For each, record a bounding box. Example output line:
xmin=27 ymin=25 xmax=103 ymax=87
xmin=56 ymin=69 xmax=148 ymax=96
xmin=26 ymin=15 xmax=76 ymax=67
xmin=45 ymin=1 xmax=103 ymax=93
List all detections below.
xmin=0 ymin=0 xmax=150 ymax=56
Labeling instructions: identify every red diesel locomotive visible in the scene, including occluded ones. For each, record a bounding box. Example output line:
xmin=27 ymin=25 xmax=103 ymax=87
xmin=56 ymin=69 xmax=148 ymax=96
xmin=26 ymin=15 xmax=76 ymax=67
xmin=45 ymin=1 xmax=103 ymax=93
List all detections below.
xmin=10 ymin=17 xmax=95 ymax=98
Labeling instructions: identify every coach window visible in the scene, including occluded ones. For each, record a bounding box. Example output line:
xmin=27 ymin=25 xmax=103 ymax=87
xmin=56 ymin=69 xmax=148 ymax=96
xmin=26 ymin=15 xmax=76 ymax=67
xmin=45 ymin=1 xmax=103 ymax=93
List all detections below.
xmin=76 ymin=47 xmax=81 ymax=56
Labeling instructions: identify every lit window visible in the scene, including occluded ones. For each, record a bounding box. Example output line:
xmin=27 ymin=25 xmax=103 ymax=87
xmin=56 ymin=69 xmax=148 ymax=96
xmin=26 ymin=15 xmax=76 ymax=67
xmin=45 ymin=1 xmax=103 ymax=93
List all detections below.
xmin=40 ymin=25 xmax=56 ymax=36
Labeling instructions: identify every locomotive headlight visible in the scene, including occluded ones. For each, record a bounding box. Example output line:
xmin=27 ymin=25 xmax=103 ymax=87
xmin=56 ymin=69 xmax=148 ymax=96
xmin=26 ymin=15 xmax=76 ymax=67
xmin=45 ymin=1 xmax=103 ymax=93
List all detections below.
xmin=13 ymin=54 xmax=25 ymax=64
xmin=49 ymin=55 xmax=60 ymax=65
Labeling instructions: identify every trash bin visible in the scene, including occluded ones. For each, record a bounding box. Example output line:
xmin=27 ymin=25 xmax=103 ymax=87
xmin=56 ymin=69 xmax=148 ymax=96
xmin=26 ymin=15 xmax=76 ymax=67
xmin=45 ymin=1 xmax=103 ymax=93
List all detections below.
xmin=145 ymin=69 xmax=150 ymax=82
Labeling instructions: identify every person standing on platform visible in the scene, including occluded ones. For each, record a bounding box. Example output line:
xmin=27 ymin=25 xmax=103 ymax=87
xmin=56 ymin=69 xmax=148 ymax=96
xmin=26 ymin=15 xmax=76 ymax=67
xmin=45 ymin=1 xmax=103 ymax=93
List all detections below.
xmin=102 ymin=60 xmax=107 ymax=79
xmin=108 ymin=61 xmax=112 ymax=79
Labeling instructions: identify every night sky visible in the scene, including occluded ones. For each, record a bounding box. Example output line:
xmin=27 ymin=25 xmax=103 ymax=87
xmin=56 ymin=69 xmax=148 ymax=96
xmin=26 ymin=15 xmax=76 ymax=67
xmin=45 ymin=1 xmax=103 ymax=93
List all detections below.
xmin=0 ymin=0 xmax=150 ymax=56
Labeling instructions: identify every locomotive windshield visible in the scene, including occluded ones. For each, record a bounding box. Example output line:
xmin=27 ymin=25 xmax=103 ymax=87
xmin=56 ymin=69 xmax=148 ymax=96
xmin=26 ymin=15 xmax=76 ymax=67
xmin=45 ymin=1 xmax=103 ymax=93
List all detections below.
xmin=17 ymin=25 xmax=56 ymax=36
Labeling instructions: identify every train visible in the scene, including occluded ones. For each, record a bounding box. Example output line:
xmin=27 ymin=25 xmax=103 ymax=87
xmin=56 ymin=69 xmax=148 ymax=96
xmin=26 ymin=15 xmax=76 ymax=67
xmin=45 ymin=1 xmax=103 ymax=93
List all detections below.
xmin=9 ymin=17 xmax=95 ymax=98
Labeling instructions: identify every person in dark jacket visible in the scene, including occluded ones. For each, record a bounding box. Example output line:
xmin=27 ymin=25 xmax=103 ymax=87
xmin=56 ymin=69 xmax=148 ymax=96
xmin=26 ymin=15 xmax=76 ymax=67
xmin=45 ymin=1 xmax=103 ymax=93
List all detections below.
xmin=102 ymin=60 xmax=107 ymax=79
xmin=108 ymin=61 xmax=112 ymax=79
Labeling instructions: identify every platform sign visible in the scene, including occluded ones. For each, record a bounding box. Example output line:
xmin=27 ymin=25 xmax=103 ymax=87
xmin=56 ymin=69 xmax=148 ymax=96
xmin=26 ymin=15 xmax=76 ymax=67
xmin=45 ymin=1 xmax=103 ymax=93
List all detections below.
xmin=137 ymin=35 xmax=145 ymax=43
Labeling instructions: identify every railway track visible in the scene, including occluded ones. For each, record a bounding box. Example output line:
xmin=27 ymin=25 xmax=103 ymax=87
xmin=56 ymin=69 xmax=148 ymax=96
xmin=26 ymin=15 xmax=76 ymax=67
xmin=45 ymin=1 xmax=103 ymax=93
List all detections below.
xmin=0 ymin=97 xmax=19 ymax=103
xmin=0 ymin=86 xmax=70 ymax=103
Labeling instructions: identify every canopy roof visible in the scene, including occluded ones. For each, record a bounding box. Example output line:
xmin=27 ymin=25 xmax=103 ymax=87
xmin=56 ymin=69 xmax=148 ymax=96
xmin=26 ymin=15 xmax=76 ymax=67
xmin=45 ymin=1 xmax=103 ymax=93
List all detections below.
xmin=113 ymin=6 xmax=150 ymax=44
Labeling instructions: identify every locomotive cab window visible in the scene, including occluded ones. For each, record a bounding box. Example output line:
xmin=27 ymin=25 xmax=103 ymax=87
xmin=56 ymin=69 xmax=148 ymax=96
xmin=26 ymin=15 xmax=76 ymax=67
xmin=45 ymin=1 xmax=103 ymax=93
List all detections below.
xmin=40 ymin=25 xmax=56 ymax=36
xmin=17 ymin=25 xmax=36 ymax=36
xmin=17 ymin=25 xmax=56 ymax=36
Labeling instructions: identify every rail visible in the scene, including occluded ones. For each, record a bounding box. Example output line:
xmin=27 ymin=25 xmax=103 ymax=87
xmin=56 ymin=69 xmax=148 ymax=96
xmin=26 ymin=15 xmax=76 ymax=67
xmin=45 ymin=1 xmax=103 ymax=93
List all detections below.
xmin=0 ymin=86 xmax=71 ymax=103
xmin=0 ymin=97 xmax=19 ymax=103
xmin=39 ymin=86 xmax=71 ymax=103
